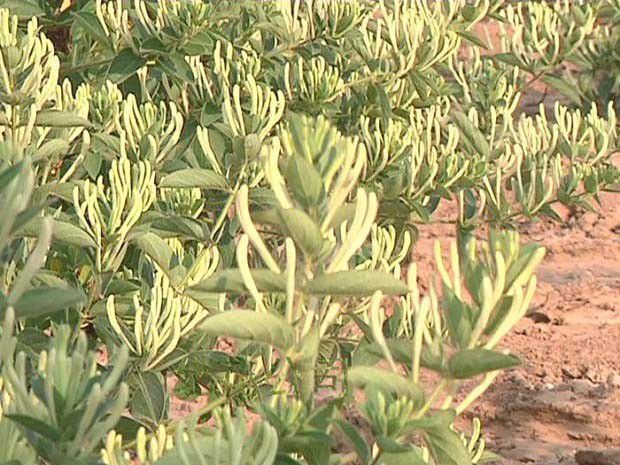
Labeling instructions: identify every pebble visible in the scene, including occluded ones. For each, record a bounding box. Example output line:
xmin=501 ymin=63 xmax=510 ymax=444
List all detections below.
xmin=568 ymin=379 xmax=596 ymax=396
xmin=606 ymin=372 xmax=620 ymax=388
xmin=576 ymin=449 xmax=620 ymax=465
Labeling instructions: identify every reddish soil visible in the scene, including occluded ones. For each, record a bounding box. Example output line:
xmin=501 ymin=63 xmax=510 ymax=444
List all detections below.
xmin=414 ymin=192 xmax=620 ymax=465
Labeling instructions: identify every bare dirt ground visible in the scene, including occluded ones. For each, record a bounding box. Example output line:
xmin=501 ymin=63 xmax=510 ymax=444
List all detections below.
xmin=414 ymin=192 xmax=620 ymax=465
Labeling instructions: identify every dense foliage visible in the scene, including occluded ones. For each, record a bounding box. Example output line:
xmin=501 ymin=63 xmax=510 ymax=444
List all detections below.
xmin=0 ymin=1 xmax=618 ymax=464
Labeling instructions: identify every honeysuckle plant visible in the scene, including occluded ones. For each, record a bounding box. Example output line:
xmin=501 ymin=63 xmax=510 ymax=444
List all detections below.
xmin=0 ymin=1 xmax=617 ymax=464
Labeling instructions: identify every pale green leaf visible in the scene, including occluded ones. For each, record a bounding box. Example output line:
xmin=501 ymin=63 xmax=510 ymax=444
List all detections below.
xmin=160 ymin=168 xmax=228 ymax=191
xmin=277 ymin=208 xmax=324 ymax=257
xmin=8 ymin=286 xmax=85 ymax=319
xmin=16 ymin=217 xmax=96 ymax=248
xmin=190 ymin=269 xmax=286 ymax=294
xmin=447 ymin=349 xmax=520 ymax=379
xmin=304 ymin=271 xmax=408 ymax=296
xmin=200 ymin=310 xmax=295 ymax=350
xmin=34 ymin=110 xmax=92 ymax=129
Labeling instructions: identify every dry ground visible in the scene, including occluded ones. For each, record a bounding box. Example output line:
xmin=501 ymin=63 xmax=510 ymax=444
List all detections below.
xmin=414 ymin=192 xmax=620 ymax=465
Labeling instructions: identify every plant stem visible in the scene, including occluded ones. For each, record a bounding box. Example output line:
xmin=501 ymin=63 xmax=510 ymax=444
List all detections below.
xmin=60 ymin=57 xmax=114 ymax=75
xmin=414 ymin=379 xmax=448 ymax=419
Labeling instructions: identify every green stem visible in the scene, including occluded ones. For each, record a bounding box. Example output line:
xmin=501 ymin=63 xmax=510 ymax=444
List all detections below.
xmin=210 ymin=164 xmax=246 ymax=243
xmin=414 ymin=379 xmax=448 ymax=419
xmin=60 ymin=57 xmax=114 ymax=75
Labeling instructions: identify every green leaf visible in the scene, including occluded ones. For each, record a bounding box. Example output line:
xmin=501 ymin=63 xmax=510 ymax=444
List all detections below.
xmin=190 ymin=269 xmax=286 ymax=294
xmin=492 ymin=53 xmax=522 ymax=67
xmin=405 ymin=410 xmax=472 ymax=465
xmin=505 ymin=243 xmax=544 ymax=290
xmin=160 ymin=168 xmax=228 ymax=190
xmin=181 ymin=31 xmax=213 ymax=56
xmin=541 ymin=74 xmax=582 ymax=105
xmin=83 ymin=149 xmax=102 ymax=178
xmin=453 ymin=111 xmax=490 ymax=158
xmin=32 ymin=139 xmax=70 ymax=161
xmin=73 ymin=12 xmax=110 ymax=46
xmin=0 ymin=0 xmax=45 ymax=17
xmin=9 ymin=286 xmax=85 ymax=319
xmin=447 ymin=349 xmax=520 ymax=379
xmin=426 ymin=429 xmax=472 ymax=465
xmin=333 ymin=419 xmax=371 ymax=464
xmin=133 ymin=232 xmax=174 ymax=278
xmin=10 ymin=203 xmax=46 ymax=234
xmin=303 ymin=271 xmax=409 ymax=296
xmin=0 ymin=162 xmax=25 ymax=192
xmin=456 ymin=29 xmax=488 ymax=50
xmin=153 ymin=436 xmax=220 ymax=465
xmin=6 ymin=414 xmax=61 ymax=441
xmin=444 ymin=287 xmax=472 ymax=349
xmin=130 ymin=372 xmax=168 ymax=426
xmin=293 ymin=326 xmax=320 ymax=365
xmin=108 ymin=47 xmax=146 ymax=83
xmin=285 ymin=156 xmax=324 ymax=208
xmin=277 ymin=208 xmax=324 ymax=257
xmin=280 ymin=430 xmax=331 ymax=465
xmin=327 ymin=203 xmax=356 ymax=229
xmin=245 ymin=134 xmax=261 ymax=160
xmin=347 ymin=366 xmax=424 ymax=407
xmin=376 ymin=435 xmax=409 ymax=453
xmin=381 ymin=449 xmax=426 ymax=465
xmin=151 ymin=215 xmax=208 ymax=241
xmin=199 ymin=310 xmax=295 ymax=350
xmin=34 ymin=110 xmax=92 ymax=128
xmin=141 ymin=37 xmax=166 ymax=55
xmin=16 ymin=217 xmax=96 ymax=248
xmin=182 ymin=289 xmax=221 ymax=311
xmin=158 ymin=53 xmax=194 ymax=83
xmin=17 ymin=327 xmax=50 ymax=355
xmin=355 ymin=338 xmax=444 ymax=373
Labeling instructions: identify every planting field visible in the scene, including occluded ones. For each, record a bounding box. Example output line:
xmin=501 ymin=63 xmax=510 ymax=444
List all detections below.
xmin=0 ymin=1 xmax=619 ymax=465
xmin=415 ymin=192 xmax=620 ymax=464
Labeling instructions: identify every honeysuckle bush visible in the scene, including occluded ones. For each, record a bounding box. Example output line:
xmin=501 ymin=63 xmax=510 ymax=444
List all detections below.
xmin=0 ymin=1 xmax=617 ymax=464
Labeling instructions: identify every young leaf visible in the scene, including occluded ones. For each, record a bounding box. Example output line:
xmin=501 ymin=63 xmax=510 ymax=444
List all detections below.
xmin=190 ymin=269 xmax=286 ymax=294
xmin=160 ymin=168 xmax=228 ymax=191
xmin=277 ymin=208 xmax=324 ymax=257
xmin=285 ymin=156 xmax=324 ymax=208
xmin=303 ymin=271 xmax=409 ymax=296
xmin=444 ymin=287 xmax=472 ymax=349
xmin=447 ymin=349 xmax=520 ymax=379
xmin=453 ymin=111 xmax=490 ymax=158
xmin=200 ymin=310 xmax=296 ymax=350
